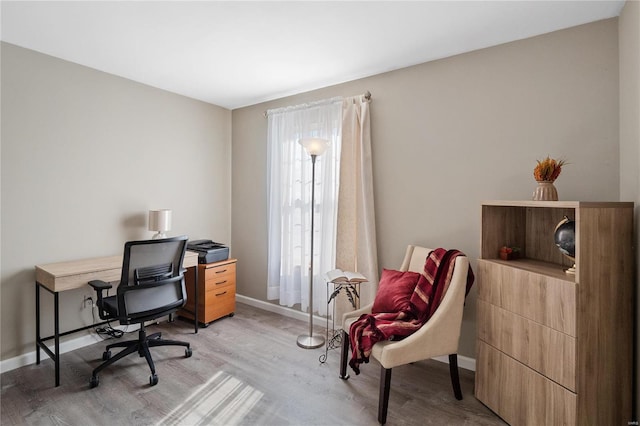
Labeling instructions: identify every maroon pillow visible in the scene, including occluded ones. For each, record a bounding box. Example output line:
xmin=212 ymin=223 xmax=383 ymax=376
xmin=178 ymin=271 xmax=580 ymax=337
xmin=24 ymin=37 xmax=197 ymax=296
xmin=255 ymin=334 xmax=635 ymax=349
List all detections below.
xmin=372 ymin=269 xmax=422 ymax=314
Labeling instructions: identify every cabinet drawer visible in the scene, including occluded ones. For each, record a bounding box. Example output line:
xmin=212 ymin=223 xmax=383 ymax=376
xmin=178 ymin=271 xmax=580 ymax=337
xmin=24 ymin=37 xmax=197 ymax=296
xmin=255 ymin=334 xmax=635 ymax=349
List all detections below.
xmin=477 ymin=260 xmax=576 ymax=336
xmin=476 ymin=341 xmax=576 ymax=426
xmin=478 ymin=300 xmax=576 ymax=391
xmin=203 ymin=262 xmax=235 ymax=283
xmin=204 ymin=283 xmax=235 ymax=322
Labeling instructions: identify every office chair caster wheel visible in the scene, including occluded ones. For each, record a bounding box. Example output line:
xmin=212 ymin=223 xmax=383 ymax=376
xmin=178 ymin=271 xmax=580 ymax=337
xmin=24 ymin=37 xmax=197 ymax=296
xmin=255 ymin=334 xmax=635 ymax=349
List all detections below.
xmin=185 ymin=348 xmax=192 ymax=358
xmin=102 ymin=350 xmax=111 ymax=361
xmin=90 ymin=376 xmax=99 ymax=388
xmin=150 ymin=374 xmax=158 ymax=386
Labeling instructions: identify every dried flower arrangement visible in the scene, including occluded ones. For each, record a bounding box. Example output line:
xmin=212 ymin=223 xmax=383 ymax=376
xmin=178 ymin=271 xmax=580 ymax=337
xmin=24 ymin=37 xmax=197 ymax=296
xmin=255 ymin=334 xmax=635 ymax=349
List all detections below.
xmin=533 ymin=156 xmax=566 ymax=182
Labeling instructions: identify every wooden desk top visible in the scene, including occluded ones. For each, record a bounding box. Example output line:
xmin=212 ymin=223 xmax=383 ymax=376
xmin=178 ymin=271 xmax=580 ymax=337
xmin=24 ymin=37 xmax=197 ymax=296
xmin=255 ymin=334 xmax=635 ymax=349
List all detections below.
xmin=35 ymin=251 xmax=198 ymax=292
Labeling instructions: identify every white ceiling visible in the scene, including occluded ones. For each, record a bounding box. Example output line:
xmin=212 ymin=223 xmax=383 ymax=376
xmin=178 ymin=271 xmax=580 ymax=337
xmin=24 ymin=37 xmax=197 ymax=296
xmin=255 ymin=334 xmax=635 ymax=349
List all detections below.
xmin=1 ymin=1 xmax=626 ymax=109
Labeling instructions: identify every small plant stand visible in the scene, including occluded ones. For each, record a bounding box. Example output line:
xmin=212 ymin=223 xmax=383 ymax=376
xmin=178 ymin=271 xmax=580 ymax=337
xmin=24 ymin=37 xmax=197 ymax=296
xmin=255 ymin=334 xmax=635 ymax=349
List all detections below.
xmin=319 ymin=281 xmax=362 ymax=364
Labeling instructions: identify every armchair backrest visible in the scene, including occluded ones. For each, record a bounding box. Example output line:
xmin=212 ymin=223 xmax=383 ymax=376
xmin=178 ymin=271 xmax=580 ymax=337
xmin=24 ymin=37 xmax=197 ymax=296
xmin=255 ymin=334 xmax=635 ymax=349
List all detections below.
xmin=399 ymin=245 xmax=435 ymax=274
xmin=398 ymin=244 xmax=469 ymax=353
xmin=117 ymin=236 xmax=188 ymax=323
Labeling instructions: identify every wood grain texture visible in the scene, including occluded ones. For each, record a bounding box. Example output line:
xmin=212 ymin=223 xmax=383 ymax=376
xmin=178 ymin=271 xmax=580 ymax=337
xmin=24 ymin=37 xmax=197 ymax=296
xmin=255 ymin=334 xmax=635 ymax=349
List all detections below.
xmin=476 ymin=341 xmax=577 ymax=426
xmin=525 ymin=206 xmax=575 ymax=266
xmin=1 ymin=303 xmax=505 ymax=426
xmin=575 ymin=206 xmax=634 ymax=425
xmin=35 ymin=252 xmax=198 ymax=292
xmin=481 ymin=205 xmax=526 ymax=259
xmin=476 ymin=202 xmax=634 ymax=426
xmin=477 ymin=300 xmax=576 ymax=391
xmin=477 ymin=259 xmax=576 ymax=336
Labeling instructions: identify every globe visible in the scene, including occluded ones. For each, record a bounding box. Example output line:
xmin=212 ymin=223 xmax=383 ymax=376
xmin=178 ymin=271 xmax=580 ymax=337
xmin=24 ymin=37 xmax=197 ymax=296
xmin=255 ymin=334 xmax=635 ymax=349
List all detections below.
xmin=554 ymin=216 xmax=576 ymax=274
xmin=554 ymin=216 xmax=575 ymax=257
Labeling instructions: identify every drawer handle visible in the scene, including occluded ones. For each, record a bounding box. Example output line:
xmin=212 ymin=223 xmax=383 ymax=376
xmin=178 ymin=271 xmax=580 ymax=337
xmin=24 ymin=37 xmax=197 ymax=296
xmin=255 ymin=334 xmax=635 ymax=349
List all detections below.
xmin=215 ymin=280 xmax=227 ymax=285
xmin=215 ymin=291 xmax=227 ymax=296
xmin=215 ymin=269 xmax=227 ymax=274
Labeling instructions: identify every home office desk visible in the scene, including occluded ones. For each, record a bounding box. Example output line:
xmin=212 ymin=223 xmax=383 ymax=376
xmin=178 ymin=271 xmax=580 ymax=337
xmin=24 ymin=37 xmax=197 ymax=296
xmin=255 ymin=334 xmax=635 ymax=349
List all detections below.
xmin=34 ymin=251 xmax=198 ymax=387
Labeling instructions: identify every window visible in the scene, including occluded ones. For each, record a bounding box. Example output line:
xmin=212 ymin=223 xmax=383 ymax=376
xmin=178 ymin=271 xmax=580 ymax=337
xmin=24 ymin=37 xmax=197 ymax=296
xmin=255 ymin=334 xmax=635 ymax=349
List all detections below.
xmin=266 ymin=99 xmax=342 ymax=315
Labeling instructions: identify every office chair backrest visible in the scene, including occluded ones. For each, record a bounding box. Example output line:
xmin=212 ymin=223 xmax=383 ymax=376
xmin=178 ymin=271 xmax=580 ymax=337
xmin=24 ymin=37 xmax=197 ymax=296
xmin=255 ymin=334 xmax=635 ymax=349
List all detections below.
xmin=117 ymin=236 xmax=188 ymax=323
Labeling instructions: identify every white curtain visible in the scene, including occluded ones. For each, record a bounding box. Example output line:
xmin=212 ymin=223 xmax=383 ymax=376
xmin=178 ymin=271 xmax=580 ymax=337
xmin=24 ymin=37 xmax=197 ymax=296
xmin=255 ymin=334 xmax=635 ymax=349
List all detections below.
xmin=335 ymin=94 xmax=379 ymax=316
xmin=266 ymin=99 xmax=343 ymax=316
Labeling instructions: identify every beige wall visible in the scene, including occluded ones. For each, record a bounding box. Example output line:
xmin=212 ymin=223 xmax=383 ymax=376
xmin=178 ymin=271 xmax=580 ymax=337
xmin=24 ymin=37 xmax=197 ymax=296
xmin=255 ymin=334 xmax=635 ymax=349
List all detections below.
xmin=0 ymin=42 xmax=232 ymax=360
xmin=619 ymin=0 xmax=640 ymax=416
xmin=232 ymin=19 xmax=620 ymax=359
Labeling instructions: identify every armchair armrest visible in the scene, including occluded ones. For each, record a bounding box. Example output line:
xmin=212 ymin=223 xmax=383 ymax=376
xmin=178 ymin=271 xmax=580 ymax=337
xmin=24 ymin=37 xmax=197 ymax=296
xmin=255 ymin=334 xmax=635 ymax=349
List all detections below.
xmin=341 ymin=303 xmax=373 ymax=330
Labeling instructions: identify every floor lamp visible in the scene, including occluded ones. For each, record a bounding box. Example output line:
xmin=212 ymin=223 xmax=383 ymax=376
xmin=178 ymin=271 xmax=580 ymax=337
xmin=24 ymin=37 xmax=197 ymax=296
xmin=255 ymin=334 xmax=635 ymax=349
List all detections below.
xmin=297 ymin=137 xmax=329 ymax=349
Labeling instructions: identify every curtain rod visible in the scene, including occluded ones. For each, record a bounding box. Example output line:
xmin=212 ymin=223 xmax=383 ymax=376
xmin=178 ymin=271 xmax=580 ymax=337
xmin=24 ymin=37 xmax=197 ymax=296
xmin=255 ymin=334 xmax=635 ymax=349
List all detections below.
xmin=263 ymin=91 xmax=372 ymax=118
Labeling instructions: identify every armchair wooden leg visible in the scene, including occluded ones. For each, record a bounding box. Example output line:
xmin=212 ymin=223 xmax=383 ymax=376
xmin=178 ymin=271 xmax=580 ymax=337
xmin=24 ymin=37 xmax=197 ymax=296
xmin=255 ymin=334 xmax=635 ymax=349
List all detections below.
xmin=448 ymin=354 xmax=463 ymax=400
xmin=339 ymin=330 xmax=350 ymax=380
xmin=378 ymin=367 xmax=392 ymax=424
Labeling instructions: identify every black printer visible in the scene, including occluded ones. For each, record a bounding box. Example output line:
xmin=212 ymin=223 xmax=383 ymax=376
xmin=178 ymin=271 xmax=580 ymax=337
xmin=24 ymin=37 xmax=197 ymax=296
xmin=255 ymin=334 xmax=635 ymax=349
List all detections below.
xmin=187 ymin=239 xmax=229 ymax=264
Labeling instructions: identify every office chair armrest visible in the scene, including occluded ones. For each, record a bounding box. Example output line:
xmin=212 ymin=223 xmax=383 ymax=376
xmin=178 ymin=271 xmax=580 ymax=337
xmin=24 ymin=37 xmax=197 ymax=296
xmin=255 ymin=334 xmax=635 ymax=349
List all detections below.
xmin=88 ymin=280 xmax=112 ymax=290
xmin=88 ymin=280 xmax=114 ymax=320
xmin=89 ymin=279 xmax=112 ymax=307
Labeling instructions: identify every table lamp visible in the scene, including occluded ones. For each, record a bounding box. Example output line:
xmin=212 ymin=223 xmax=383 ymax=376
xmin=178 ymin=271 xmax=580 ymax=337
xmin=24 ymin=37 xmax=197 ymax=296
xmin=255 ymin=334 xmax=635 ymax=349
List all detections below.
xmin=148 ymin=209 xmax=172 ymax=239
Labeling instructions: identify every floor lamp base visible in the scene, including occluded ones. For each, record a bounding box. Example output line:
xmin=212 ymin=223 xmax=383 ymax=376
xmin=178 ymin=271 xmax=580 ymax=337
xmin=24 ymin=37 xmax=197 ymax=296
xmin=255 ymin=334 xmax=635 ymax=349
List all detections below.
xmin=297 ymin=334 xmax=325 ymax=349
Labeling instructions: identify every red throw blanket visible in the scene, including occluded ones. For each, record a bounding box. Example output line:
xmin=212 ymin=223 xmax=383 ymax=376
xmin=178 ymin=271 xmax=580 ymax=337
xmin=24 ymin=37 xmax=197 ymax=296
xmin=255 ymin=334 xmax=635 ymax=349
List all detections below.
xmin=348 ymin=248 xmax=474 ymax=375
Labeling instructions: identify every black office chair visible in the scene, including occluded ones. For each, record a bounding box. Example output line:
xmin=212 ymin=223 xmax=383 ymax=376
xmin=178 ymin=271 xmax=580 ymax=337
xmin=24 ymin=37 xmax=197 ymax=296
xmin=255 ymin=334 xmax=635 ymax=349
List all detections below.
xmin=88 ymin=235 xmax=192 ymax=388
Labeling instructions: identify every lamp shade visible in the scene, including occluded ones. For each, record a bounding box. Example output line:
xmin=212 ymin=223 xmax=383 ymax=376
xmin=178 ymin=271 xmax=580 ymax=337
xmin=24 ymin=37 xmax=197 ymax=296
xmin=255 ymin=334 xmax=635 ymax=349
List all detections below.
xmin=299 ymin=138 xmax=329 ymax=156
xmin=148 ymin=209 xmax=172 ymax=239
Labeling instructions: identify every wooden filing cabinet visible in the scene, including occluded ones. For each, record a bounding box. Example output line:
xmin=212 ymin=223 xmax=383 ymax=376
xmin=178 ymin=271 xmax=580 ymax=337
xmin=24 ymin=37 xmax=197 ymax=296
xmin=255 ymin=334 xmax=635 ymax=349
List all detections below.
xmin=179 ymin=258 xmax=237 ymax=326
xmin=475 ymin=201 xmax=633 ymax=426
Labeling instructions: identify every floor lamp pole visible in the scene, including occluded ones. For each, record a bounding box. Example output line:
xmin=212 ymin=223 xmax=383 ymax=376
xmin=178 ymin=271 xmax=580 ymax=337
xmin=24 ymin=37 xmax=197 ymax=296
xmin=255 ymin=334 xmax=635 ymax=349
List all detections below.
xmin=297 ymin=154 xmax=325 ymax=349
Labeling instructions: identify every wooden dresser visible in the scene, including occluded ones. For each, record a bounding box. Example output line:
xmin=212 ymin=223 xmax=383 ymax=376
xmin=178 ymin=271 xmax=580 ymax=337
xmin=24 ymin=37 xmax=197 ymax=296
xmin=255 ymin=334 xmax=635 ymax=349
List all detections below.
xmin=475 ymin=201 xmax=633 ymax=425
xmin=179 ymin=258 xmax=237 ymax=326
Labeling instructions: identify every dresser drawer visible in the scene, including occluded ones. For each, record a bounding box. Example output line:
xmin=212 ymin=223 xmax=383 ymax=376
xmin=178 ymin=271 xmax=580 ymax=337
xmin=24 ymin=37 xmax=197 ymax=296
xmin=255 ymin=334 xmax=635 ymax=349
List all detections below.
xmin=478 ymin=300 xmax=576 ymax=391
xmin=477 ymin=260 xmax=576 ymax=336
xmin=476 ymin=341 xmax=576 ymax=426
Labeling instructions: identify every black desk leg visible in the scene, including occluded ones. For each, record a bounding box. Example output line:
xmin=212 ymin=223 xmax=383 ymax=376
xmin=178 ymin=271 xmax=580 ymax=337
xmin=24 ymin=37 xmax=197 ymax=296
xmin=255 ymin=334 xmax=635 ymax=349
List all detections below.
xmin=194 ymin=266 xmax=199 ymax=333
xmin=54 ymin=291 xmax=60 ymax=387
xmin=35 ymin=283 xmax=61 ymax=386
xmin=35 ymin=282 xmax=40 ymax=365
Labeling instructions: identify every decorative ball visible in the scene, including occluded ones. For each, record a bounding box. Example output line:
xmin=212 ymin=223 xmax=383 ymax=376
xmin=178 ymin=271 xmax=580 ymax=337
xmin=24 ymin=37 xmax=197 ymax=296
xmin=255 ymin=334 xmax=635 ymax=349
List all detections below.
xmin=554 ymin=216 xmax=575 ymax=258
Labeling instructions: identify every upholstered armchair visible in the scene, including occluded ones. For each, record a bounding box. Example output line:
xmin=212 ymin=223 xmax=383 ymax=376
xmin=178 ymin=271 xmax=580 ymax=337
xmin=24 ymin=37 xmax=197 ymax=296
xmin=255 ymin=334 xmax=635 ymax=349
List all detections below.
xmin=339 ymin=245 xmax=470 ymax=424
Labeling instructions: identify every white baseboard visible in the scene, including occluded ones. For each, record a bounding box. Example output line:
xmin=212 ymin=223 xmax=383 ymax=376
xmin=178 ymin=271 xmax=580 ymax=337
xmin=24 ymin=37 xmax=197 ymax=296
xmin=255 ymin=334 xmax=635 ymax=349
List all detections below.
xmin=1 ymin=332 xmax=98 ymax=374
xmin=236 ymin=294 xmax=476 ymax=372
xmin=0 ymin=324 xmax=139 ymax=374
xmin=235 ymin=294 xmax=327 ymax=325
xmin=1 ymin=295 xmax=476 ymax=374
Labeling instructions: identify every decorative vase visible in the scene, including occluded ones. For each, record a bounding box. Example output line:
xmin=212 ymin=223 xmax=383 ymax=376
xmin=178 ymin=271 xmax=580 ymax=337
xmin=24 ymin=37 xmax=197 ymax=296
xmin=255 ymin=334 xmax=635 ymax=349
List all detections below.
xmin=532 ymin=180 xmax=558 ymax=201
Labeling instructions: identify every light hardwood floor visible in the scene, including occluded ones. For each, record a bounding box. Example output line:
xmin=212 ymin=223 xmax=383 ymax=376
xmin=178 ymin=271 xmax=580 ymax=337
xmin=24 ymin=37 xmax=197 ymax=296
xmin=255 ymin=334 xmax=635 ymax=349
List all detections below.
xmin=1 ymin=303 xmax=505 ymax=425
